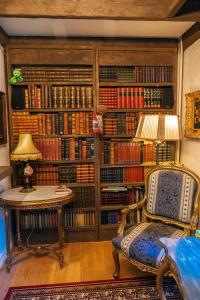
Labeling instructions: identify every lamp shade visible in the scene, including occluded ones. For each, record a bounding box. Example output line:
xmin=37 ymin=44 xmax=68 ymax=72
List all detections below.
xmin=11 ymin=133 xmax=42 ymax=161
xmin=135 ymin=114 xmax=182 ymax=142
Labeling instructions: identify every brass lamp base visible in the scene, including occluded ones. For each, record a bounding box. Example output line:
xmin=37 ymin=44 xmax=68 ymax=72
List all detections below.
xmin=20 ymin=168 xmax=35 ymax=193
xmin=19 ymin=186 xmax=36 ymax=193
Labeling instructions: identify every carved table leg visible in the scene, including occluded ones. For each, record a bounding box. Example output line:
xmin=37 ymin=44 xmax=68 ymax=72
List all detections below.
xmin=16 ymin=210 xmax=23 ymax=250
xmin=4 ymin=207 xmax=11 ymax=273
xmin=112 ymin=248 xmax=120 ymax=279
xmin=156 ymin=256 xmax=170 ymax=300
xmin=58 ymin=206 xmax=64 ymax=268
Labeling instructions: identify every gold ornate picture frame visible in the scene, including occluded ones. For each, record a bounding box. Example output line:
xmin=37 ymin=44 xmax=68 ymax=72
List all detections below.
xmin=185 ymin=91 xmax=200 ymax=139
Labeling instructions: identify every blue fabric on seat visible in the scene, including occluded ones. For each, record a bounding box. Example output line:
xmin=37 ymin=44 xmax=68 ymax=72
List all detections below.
xmin=147 ymin=170 xmax=196 ymax=223
xmin=112 ymin=222 xmax=186 ymax=268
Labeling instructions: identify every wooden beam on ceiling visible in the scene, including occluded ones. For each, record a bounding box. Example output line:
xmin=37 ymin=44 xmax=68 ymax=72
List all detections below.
xmin=0 ymin=0 xmax=165 ymax=20
xmin=0 ymin=0 xmax=199 ymax=21
xmin=174 ymin=12 xmax=200 ymax=21
xmin=182 ymin=22 xmax=200 ymax=49
xmin=162 ymin=0 xmax=188 ymax=18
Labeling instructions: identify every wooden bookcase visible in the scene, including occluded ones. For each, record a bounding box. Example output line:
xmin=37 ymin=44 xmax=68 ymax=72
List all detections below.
xmin=97 ymin=48 xmax=177 ymax=239
xmin=6 ymin=38 xmax=178 ymax=242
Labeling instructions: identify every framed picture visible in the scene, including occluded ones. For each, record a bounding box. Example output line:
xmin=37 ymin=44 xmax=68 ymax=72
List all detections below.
xmin=185 ymin=91 xmax=200 ymax=139
xmin=0 ymin=92 xmax=7 ymax=144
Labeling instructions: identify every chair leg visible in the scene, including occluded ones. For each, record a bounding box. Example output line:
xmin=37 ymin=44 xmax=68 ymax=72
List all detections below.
xmin=112 ymin=248 xmax=120 ymax=279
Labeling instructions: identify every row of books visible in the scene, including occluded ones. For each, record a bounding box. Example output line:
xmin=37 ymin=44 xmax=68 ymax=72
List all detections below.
xmin=103 ymin=141 xmax=155 ymax=164
xmin=17 ymin=164 xmax=159 ymax=187
xmin=20 ymin=209 xmax=95 ymax=230
xmin=17 ymin=164 xmax=95 ymax=186
xmin=102 ymin=111 xmax=173 ymax=136
xmin=103 ymin=113 xmax=140 ymax=135
xmin=12 ymin=112 xmax=93 ymax=139
xmin=61 ymin=137 xmax=94 ymax=161
xmin=101 ymin=210 xmax=122 ymax=225
xmin=38 ymin=112 xmax=92 ymax=135
xmin=59 ymin=164 xmax=95 ymax=183
xmin=30 ymin=165 xmax=59 ymax=185
xmin=12 ymin=111 xmax=173 ymax=140
xmin=144 ymin=87 xmax=173 ymax=109
xmin=101 ymin=209 xmax=137 ymax=225
xmin=21 ymin=85 xmax=93 ymax=109
xmin=69 ymin=187 xmax=95 ymax=208
xmin=34 ymin=138 xmax=61 ymax=161
xmin=19 ymin=66 xmax=93 ymax=82
xmin=12 ymin=112 xmax=39 ymax=142
xmin=33 ymin=137 xmax=94 ymax=161
xmin=101 ymin=187 xmax=144 ymax=206
xmin=99 ymin=66 xmax=173 ymax=83
xmin=156 ymin=143 xmax=174 ymax=162
xmin=100 ymin=167 xmax=144 ymax=183
xmin=65 ymin=210 xmax=95 ymax=227
xmin=99 ymin=87 xmax=173 ymax=109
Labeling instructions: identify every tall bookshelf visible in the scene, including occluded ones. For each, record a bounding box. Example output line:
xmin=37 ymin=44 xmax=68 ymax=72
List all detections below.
xmin=6 ymin=38 xmax=178 ymax=242
xmin=8 ymin=47 xmax=100 ymax=242
xmin=98 ymin=48 xmax=177 ymax=239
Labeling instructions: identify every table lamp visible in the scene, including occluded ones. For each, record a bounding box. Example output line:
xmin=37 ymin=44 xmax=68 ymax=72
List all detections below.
xmin=11 ymin=133 xmax=42 ymax=192
xmin=135 ymin=114 xmax=182 ymax=165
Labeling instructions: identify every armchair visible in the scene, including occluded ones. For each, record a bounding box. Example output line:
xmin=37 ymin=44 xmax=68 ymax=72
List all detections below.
xmin=112 ymin=164 xmax=200 ymax=277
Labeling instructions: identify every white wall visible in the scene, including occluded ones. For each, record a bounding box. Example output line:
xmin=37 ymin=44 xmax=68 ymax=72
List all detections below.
xmin=181 ymin=39 xmax=200 ymax=176
xmin=0 ymin=44 xmax=11 ymax=268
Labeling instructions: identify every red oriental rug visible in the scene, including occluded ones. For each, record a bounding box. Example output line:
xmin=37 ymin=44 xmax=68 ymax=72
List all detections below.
xmin=5 ymin=276 xmax=182 ymax=300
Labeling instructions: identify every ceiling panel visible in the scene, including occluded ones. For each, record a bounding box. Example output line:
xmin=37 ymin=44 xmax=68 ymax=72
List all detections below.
xmin=0 ymin=18 xmax=194 ymax=38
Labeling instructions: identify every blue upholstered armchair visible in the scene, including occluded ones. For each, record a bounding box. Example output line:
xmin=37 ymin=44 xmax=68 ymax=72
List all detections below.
xmin=112 ymin=165 xmax=200 ymax=277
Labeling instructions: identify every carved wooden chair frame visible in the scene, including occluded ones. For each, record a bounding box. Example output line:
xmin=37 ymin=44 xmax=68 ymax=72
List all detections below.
xmin=112 ymin=164 xmax=200 ymax=277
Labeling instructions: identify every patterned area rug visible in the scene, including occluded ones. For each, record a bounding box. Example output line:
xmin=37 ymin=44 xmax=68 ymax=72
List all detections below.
xmin=5 ymin=276 xmax=182 ymax=300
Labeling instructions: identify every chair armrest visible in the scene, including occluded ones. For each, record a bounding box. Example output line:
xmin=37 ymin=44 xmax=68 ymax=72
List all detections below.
xmin=117 ymin=203 xmax=137 ymax=236
xmin=117 ymin=197 xmax=146 ymax=237
xmin=191 ymin=214 xmax=198 ymax=230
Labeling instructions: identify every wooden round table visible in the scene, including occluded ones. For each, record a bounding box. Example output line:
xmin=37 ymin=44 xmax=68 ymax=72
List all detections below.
xmin=0 ymin=186 xmax=73 ymax=272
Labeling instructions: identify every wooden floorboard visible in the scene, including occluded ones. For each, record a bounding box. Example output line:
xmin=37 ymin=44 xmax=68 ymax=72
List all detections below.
xmin=0 ymin=241 xmax=149 ymax=299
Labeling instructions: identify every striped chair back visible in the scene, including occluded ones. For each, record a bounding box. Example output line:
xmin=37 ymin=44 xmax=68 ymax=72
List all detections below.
xmin=146 ymin=169 xmax=197 ymax=223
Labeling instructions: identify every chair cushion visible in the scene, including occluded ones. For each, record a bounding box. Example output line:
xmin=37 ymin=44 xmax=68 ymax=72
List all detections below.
xmin=146 ymin=170 xmax=196 ymax=223
xmin=112 ymin=222 xmax=187 ymax=268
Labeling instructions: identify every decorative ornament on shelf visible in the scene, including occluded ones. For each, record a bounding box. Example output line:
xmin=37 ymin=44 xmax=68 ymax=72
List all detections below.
xmin=9 ymin=68 xmax=23 ymax=85
xmin=92 ymin=113 xmax=103 ymax=135
xmin=92 ymin=105 xmax=106 ymax=136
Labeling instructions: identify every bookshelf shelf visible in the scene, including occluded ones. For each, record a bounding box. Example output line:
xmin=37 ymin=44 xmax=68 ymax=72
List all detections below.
xmin=102 ymin=134 xmax=135 ymax=138
xmin=101 ymin=205 xmax=128 ymax=210
xmin=7 ymin=38 xmax=177 ymax=242
xmin=31 ymin=159 xmax=95 ymax=164
xmin=99 ymin=82 xmax=174 ymax=87
xmin=66 ymin=207 xmax=96 ymax=211
xmin=67 ymin=183 xmax=96 ymax=187
xmin=105 ymin=108 xmax=174 ymax=113
xmin=100 ymin=182 xmax=145 ymax=187
xmin=32 ymin=134 xmax=94 ymax=138
xmin=12 ymin=108 xmax=94 ymax=112
xmin=65 ymin=226 xmax=96 ymax=231
xmin=100 ymin=162 xmax=156 ymax=168
xmin=15 ymin=81 xmax=94 ymax=86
